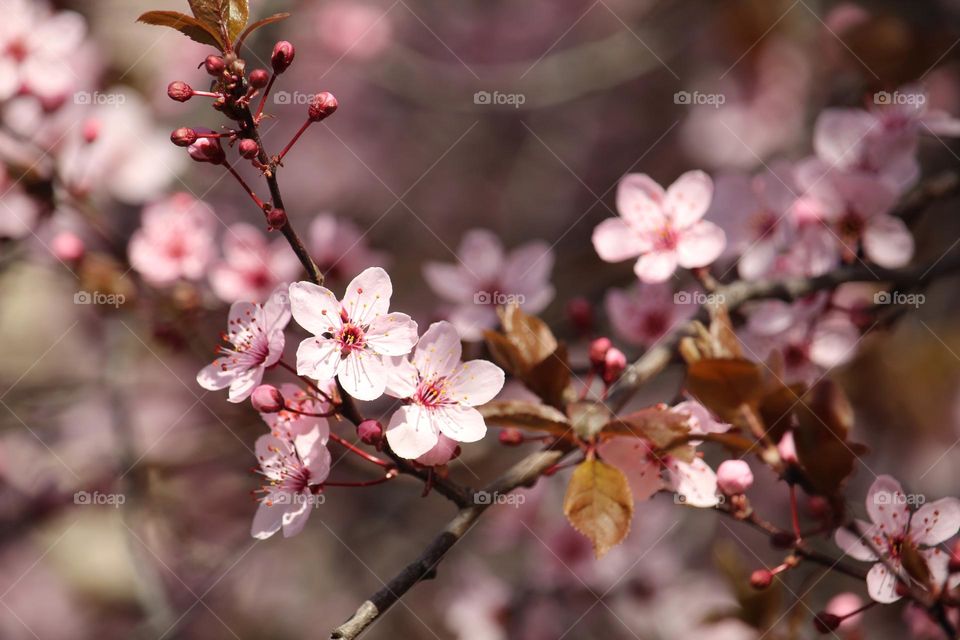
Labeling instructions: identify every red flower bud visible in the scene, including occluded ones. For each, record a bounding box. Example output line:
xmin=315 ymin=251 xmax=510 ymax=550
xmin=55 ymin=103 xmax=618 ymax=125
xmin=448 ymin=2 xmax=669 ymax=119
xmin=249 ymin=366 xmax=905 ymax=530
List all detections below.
xmin=498 ymin=428 xmax=524 ymax=446
xmin=271 ymin=41 xmax=296 ymax=74
xmin=267 ymin=208 xmax=287 ymax=230
xmin=51 ymin=232 xmax=85 ymax=262
xmin=566 ymin=297 xmax=594 ymax=335
xmin=204 ymin=55 xmax=226 ymax=76
xmin=170 ymin=127 xmax=198 ymax=147
xmin=750 ymin=569 xmax=773 ymax=590
xmin=82 ymin=118 xmax=100 ymax=144
xmin=167 ymin=81 xmax=193 ymax=102
xmin=249 ymin=69 xmax=270 ymax=89
xmin=251 ymin=385 xmax=284 ymax=413
xmin=601 ymin=347 xmax=627 ymax=385
xmin=239 ymin=138 xmax=260 ymax=159
xmin=357 ymin=420 xmax=383 ymax=446
xmin=588 ymin=337 xmax=612 ymax=370
xmin=308 ymin=92 xmax=338 ymax=122
xmin=187 ymin=130 xmax=225 ymax=165
xmin=812 ymin=613 xmax=841 ymax=634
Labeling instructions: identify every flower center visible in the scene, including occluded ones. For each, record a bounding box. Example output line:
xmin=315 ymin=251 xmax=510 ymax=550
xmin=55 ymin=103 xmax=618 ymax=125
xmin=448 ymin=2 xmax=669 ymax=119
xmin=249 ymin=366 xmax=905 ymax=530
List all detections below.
xmin=653 ymin=225 xmax=679 ymax=251
xmin=337 ymin=323 xmax=366 ymax=354
xmin=751 ymin=209 xmax=778 ymax=240
xmin=416 ymin=377 xmax=449 ymax=407
xmin=218 ymin=314 xmax=270 ymax=370
xmin=640 ymin=312 xmax=668 ymax=339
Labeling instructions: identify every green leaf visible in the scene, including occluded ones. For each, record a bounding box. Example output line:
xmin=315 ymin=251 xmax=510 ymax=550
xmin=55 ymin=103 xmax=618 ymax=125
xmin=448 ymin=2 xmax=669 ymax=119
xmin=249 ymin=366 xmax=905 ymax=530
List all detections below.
xmin=223 ymin=0 xmax=249 ymax=43
xmin=563 ymin=459 xmax=633 ymax=558
xmin=137 ymin=11 xmax=225 ymax=49
xmin=236 ymin=12 xmax=290 ymax=51
xmin=187 ymin=0 xmax=249 ymax=45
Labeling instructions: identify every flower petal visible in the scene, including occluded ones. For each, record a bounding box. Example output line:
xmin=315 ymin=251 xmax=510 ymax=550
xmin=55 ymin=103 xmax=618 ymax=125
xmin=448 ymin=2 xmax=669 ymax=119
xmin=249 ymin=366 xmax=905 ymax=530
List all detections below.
xmin=863 ymin=215 xmax=914 ymax=269
xmin=665 ymin=170 xmax=713 ymax=228
xmin=338 ymin=349 xmax=388 ymax=401
xmin=281 ymin=494 xmax=313 ymax=538
xmin=596 ymin=438 xmax=663 ymax=501
xmin=197 ymin=358 xmax=237 ymax=391
xmin=413 ymin=321 xmax=462 ymax=379
xmin=666 ymin=457 xmax=719 ymax=508
xmin=633 ymin=250 xmax=678 ymax=283
xmin=911 ymin=497 xmax=960 ymax=546
xmin=423 ymin=262 xmax=475 ymax=303
xmin=834 ymin=520 xmax=880 ymax=561
xmin=342 ymin=267 xmax=392 ymax=325
xmin=435 ymin=404 xmax=488 ymax=443
xmin=866 ymin=475 xmax=911 ymax=538
xmin=383 ymin=356 xmax=419 ymax=398
xmin=675 ymin=221 xmax=726 ymax=269
xmin=365 ymin=312 xmax=419 ymax=357
xmin=227 ymin=367 xmax=263 ymax=403
xmin=289 ymin=281 xmax=342 ymax=335
xmin=296 ymin=338 xmax=342 ymax=382
xmin=592 ymin=217 xmax=646 ymax=263
xmin=447 ymin=360 xmax=505 ymax=407
xmin=866 ymin=562 xmax=901 ymax=603
xmin=386 ymin=405 xmax=439 ymax=459
xmin=616 ymin=173 xmax=666 ymax=229
xmin=251 ymin=499 xmax=285 ymax=539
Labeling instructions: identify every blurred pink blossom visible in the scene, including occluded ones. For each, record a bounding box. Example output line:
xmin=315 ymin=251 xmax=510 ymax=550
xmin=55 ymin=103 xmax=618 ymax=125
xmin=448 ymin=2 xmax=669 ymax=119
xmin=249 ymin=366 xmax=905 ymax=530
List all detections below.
xmin=605 ymin=281 xmax=695 ymax=347
xmin=128 ymin=192 xmax=216 ymax=286
xmin=316 ymin=1 xmax=393 ymax=61
xmin=309 ymin=212 xmax=389 ymax=281
xmin=210 ymin=223 xmax=303 ymax=303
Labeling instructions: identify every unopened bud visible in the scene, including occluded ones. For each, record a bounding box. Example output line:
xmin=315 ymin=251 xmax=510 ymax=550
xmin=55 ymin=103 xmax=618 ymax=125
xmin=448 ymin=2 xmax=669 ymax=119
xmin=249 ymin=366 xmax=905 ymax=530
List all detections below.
xmin=589 ymin=337 xmax=612 ymax=370
xmin=51 ymin=232 xmax=85 ymax=262
xmin=602 ymin=347 xmax=627 ymax=385
xmin=239 ymin=138 xmax=260 ymax=159
xmin=187 ymin=130 xmax=225 ymax=165
xmin=777 ymin=431 xmax=798 ymax=464
xmin=204 ymin=55 xmax=226 ymax=76
xmin=308 ymin=91 xmax=338 ymax=122
xmin=750 ymin=569 xmax=773 ymax=590
xmin=249 ymin=69 xmax=270 ymax=89
xmin=812 ymin=613 xmax=841 ymax=634
xmin=251 ymin=384 xmax=284 ymax=413
xmin=717 ymin=460 xmax=754 ymax=495
xmin=171 ymin=127 xmax=198 ymax=147
xmin=498 ymin=428 xmax=524 ymax=446
xmin=271 ymin=41 xmax=296 ymax=74
xmin=82 ymin=119 xmax=100 ymax=144
xmin=267 ymin=208 xmax=287 ymax=230
xmin=357 ymin=419 xmax=383 ymax=445
xmin=167 ymin=81 xmax=193 ymax=102
xmin=566 ymin=297 xmax=594 ymax=335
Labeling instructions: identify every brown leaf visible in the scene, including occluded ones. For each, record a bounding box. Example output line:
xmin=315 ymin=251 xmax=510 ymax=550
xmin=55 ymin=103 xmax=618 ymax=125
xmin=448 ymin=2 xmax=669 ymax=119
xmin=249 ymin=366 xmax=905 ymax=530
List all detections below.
xmin=524 ymin=343 xmax=572 ymax=408
xmin=793 ymin=382 xmax=859 ymax=496
xmin=563 ymin=459 xmax=633 ymax=558
xmin=187 ymin=0 xmax=248 ymax=44
xmin=685 ymin=358 xmax=764 ymax=422
xmin=235 ymin=12 xmax=290 ymax=51
xmin=567 ymin=401 xmax=613 ymax=441
xmin=901 ymin=540 xmax=932 ymax=587
xmin=602 ymin=407 xmax=692 ymax=459
xmin=757 ymin=383 xmax=807 ymax=443
xmin=138 ymin=11 xmax=225 ymax=49
xmin=477 ymin=401 xmax=570 ymax=435
xmin=680 ymin=305 xmax=741 ymax=362
xmin=483 ymin=330 xmax=524 ymax=376
xmin=498 ymin=304 xmax=557 ymax=367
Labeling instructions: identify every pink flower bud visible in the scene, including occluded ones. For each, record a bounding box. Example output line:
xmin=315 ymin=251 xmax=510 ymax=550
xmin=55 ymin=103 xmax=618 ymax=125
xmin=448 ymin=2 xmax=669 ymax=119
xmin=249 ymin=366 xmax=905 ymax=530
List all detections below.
xmin=251 ymin=385 xmax=284 ymax=413
xmin=812 ymin=613 xmax=841 ymax=634
xmin=308 ymin=92 xmax=338 ymax=122
xmin=589 ymin=337 xmax=612 ymax=369
xmin=187 ymin=130 xmax=225 ymax=165
xmin=602 ymin=347 xmax=626 ymax=385
xmin=717 ymin=460 xmax=754 ymax=495
xmin=357 ymin=419 xmax=383 ymax=445
xmin=777 ymin=431 xmax=798 ymax=464
xmin=750 ymin=569 xmax=773 ymax=590
xmin=566 ymin=297 xmax=594 ymax=335
xmin=498 ymin=428 xmax=524 ymax=446
xmin=167 ymin=81 xmax=193 ymax=102
xmin=249 ymin=69 xmax=270 ymax=89
xmin=51 ymin=232 xmax=84 ymax=262
xmin=825 ymin=592 xmax=863 ymax=632
xmin=267 ymin=208 xmax=287 ymax=230
xmin=239 ymin=138 xmax=259 ymax=159
xmin=204 ymin=55 xmax=226 ymax=76
xmin=82 ymin=118 xmax=100 ymax=144
xmin=271 ymin=41 xmax=296 ymax=74
xmin=170 ymin=127 xmax=198 ymax=147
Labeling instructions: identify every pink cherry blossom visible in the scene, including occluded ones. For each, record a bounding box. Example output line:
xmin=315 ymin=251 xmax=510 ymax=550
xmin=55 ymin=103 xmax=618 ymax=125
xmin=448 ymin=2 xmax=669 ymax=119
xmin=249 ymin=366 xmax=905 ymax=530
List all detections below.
xmin=251 ymin=426 xmax=330 ymax=539
xmin=309 ymin=213 xmax=389 ymax=281
xmin=260 ymin=383 xmax=334 ymax=440
xmin=209 ymin=223 xmax=303 ymax=303
xmin=834 ymin=475 xmax=960 ymax=603
xmin=197 ymin=285 xmax=291 ymax=403
xmin=128 ymin=192 xmax=216 ymax=286
xmin=415 ymin=434 xmax=460 ymax=467
xmin=423 ymin=229 xmax=555 ymax=341
xmin=605 ymin=282 xmax=695 ymax=348
xmin=290 ymin=267 xmax=419 ymax=401
xmin=592 ymin=171 xmax=726 ymax=283
xmin=383 ymin=321 xmax=505 ymax=459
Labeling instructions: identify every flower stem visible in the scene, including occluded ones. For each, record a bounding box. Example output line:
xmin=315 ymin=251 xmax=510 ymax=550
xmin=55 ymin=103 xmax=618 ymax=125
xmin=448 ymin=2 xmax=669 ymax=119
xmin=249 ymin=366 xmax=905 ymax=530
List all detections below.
xmin=275 ymin=119 xmax=311 ymax=165
xmin=329 ymin=433 xmax=392 ymax=468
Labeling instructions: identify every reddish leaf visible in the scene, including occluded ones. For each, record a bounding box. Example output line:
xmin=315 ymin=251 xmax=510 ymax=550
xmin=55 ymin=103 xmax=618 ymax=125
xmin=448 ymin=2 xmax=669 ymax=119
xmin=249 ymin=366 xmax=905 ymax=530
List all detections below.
xmin=138 ymin=11 xmax=225 ymax=49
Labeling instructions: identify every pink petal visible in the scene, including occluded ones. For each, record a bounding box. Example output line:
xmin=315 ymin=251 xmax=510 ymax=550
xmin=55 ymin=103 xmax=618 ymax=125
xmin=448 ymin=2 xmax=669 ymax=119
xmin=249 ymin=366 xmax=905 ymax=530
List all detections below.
xmin=746 ymin=300 xmax=797 ymax=336
xmin=251 ymin=499 xmax=285 ymax=539
xmin=458 ymin=230 xmax=505 ymax=283
xmin=296 ymin=337 xmax=342 ymax=382
xmin=228 ymin=367 xmax=263 ymax=403
xmin=342 ymin=267 xmax=392 ymax=325
xmin=921 ymin=547 xmax=951 ymax=589
xmin=863 ymin=215 xmax=914 ymax=268
xmin=383 ymin=356 xmax=419 ymax=399
xmin=592 ymin=217 xmax=646 ymax=263
xmin=834 ymin=520 xmax=880 ymax=561
xmin=415 ymin=434 xmax=460 ymax=466
xmin=413 ymin=321 xmax=462 ymax=379
xmin=289 ymin=281 xmax=342 ymax=335
xmin=254 ymin=434 xmax=285 ymax=478
xmin=338 ymin=349 xmax=388 ymax=401
xmin=364 ymin=312 xmax=419 ymax=357
xmin=809 ymin=313 xmax=860 ymax=368
xmin=197 ymin=358 xmax=236 ymax=391
xmin=386 ymin=405 xmax=439 ymax=459
xmin=866 ymin=475 xmax=911 ymax=538
xmin=665 ymin=170 xmax=713 ymax=228
xmin=813 ymin=108 xmax=877 ymax=169
xmin=294 ymin=429 xmax=331 ymax=480
xmin=666 ymin=457 xmax=719 ymax=507
xmin=596 ymin=438 xmax=663 ymax=501
xmin=447 ymin=304 xmax=499 ymax=342
xmin=616 ymin=173 xmax=666 ymax=229
xmin=675 ymin=221 xmax=725 ymax=269
xmin=447 ymin=360 xmax=506 ymax=407
xmin=435 ymin=404 xmax=488 ymax=443
xmin=866 ymin=562 xmax=901 ymax=603
xmin=263 ymin=285 xmax=292 ymax=331
xmin=280 ymin=496 xmax=313 ymax=537
xmin=423 ymin=262 xmax=475 ymax=303
xmin=633 ymin=250 xmax=678 ymax=283
xmin=737 ymin=238 xmax=779 ymax=280
xmin=910 ymin=498 xmax=960 ymax=546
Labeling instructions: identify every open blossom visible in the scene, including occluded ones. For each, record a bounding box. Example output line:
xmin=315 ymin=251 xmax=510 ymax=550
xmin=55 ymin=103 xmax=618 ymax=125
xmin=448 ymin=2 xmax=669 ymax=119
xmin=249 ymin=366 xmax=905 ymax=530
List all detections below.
xmin=309 ymin=213 xmax=388 ymax=281
xmin=599 ymin=437 xmax=720 ymax=507
xmin=197 ymin=286 xmax=291 ymax=403
xmin=260 ymin=383 xmax=335 ymax=440
xmin=251 ymin=426 xmax=330 ymax=539
xmin=423 ymin=229 xmax=555 ymax=341
xmin=290 ymin=267 xmax=418 ymax=401
xmin=128 ymin=193 xmax=215 ymax=286
xmin=604 ymin=282 xmax=695 ymax=348
xmin=592 ymin=171 xmax=725 ymax=283
xmin=383 ymin=321 xmax=505 ymax=459
xmin=834 ymin=475 xmax=960 ymax=603
xmin=210 ymin=223 xmax=303 ymax=303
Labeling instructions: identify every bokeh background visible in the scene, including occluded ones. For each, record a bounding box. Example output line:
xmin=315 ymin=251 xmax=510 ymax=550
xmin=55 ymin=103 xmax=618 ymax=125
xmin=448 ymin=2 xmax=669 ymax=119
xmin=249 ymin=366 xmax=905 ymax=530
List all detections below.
xmin=3 ymin=0 xmax=960 ymax=638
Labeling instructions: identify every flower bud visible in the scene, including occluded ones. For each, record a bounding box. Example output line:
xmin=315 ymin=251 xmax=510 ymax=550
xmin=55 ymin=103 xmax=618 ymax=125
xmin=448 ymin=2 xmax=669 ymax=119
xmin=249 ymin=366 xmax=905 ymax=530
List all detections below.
xmin=187 ymin=130 xmax=225 ymax=165
xmin=267 ymin=208 xmax=287 ymax=230
xmin=825 ymin=592 xmax=864 ymax=632
xmin=271 ymin=41 xmax=296 ymax=74
xmin=602 ymin=347 xmax=627 ymax=385
xmin=82 ymin=118 xmax=100 ymax=144
xmin=239 ymin=138 xmax=260 ymax=159
xmin=717 ymin=460 xmax=754 ymax=495
xmin=498 ymin=428 xmax=524 ymax=446
xmin=777 ymin=431 xmax=798 ymax=464
xmin=251 ymin=384 xmax=284 ymax=413
xmin=204 ymin=55 xmax=226 ymax=76
xmin=170 ymin=127 xmax=198 ymax=147
xmin=749 ymin=569 xmax=773 ymax=590
xmin=51 ymin=232 xmax=85 ymax=262
xmin=249 ymin=69 xmax=270 ymax=89
xmin=812 ymin=613 xmax=841 ymax=634
xmin=566 ymin=297 xmax=594 ymax=335
xmin=308 ymin=91 xmax=338 ymax=122
xmin=357 ymin=420 xmax=383 ymax=446
xmin=589 ymin=337 xmax=612 ymax=370
xmin=167 ymin=81 xmax=193 ymax=102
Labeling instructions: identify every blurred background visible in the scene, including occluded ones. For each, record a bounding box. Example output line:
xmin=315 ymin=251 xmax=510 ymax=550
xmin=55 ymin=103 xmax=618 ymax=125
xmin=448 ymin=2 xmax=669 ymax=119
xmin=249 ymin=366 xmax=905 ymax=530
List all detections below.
xmin=3 ymin=0 xmax=960 ymax=638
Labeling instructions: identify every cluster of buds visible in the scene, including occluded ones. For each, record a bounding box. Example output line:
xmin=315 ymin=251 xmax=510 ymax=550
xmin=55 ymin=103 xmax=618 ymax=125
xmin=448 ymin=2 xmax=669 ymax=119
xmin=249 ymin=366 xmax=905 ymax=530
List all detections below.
xmin=588 ymin=337 xmax=627 ymax=387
